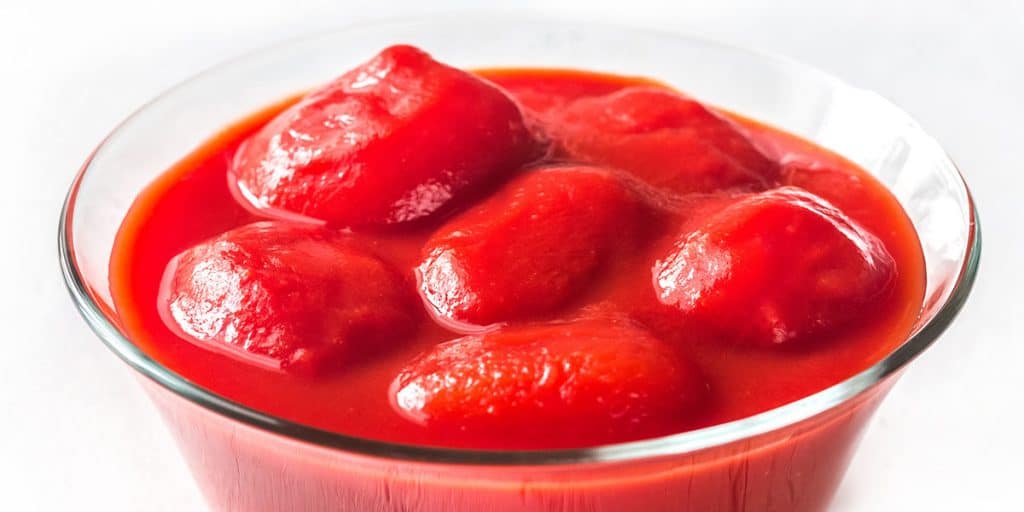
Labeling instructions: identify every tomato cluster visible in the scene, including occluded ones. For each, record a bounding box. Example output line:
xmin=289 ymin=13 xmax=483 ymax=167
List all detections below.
xmin=160 ymin=45 xmax=896 ymax=441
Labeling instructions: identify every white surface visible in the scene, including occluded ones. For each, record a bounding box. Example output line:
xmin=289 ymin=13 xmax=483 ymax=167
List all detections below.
xmin=1 ymin=1 xmax=1020 ymax=510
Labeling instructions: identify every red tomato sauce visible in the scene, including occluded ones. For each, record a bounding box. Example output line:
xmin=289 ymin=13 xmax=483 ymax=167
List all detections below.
xmin=109 ymin=64 xmax=925 ymax=450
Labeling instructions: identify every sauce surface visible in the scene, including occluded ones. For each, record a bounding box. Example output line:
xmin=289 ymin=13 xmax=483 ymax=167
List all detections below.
xmin=109 ymin=67 xmax=925 ymax=450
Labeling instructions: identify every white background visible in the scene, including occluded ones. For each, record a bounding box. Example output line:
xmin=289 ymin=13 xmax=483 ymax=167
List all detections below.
xmin=1 ymin=1 xmax=1020 ymax=510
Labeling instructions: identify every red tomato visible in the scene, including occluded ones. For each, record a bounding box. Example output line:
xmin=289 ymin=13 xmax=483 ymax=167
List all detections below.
xmin=159 ymin=222 xmax=415 ymax=375
xmin=231 ymin=45 xmax=539 ymax=227
xmin=417 ymin=166 xmax=648 ymax=328
xmin=555 ymin=86 xmax=778 ymax=193
xmin=390 ymin=319 xmax=706 ymax=446
xmin=652 ymin=187 xmax=896 ymax=348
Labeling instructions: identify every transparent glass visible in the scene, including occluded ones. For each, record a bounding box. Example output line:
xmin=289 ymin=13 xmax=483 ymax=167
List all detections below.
xmin=59 ymin=16 xmax=980 ymax=512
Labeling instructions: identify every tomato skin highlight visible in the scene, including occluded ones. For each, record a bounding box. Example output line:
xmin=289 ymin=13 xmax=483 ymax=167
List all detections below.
xmin=417 ymin=165 xmax=648 ymax=328
xmin=652 ymin=187 xmax=897 ymax=348
xmin=231 ymin=45 xmax=539 ymax=227
xmin=159 ymin=221 xmax=416 ymax=375
xmin=391 ymin=319 xmax=706 ymax=448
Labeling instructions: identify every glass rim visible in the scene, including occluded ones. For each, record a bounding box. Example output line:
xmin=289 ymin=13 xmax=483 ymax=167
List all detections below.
xmin=58 ymin=15 xmax=982 ymax=466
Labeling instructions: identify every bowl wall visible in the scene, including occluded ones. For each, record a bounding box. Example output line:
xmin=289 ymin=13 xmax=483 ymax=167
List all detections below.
xmin=143 ymin=375 xmax=893 ymax=511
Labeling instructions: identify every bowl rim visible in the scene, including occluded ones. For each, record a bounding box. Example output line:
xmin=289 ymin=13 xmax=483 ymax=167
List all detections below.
xmin=57 ymin=14 xmax=982 ymax=466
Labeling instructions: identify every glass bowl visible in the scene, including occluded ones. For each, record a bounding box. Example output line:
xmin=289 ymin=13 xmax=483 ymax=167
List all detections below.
xmin=59 ymin=15 xmax=980 ymax=512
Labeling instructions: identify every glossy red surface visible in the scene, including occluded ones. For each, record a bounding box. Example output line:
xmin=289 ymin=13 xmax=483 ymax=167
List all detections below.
xmin=159 ymin=221 xmax=417 ymax=376
xmin=390 ymin=318 xmax=707 ymax=449
xmin=650 ymin=187 xmax=897 ymax=348
xmin=417 ymin=165 xmax=651 ymax=328
xmin=109 ymin=53 xmax=925 ymax=451
xmin=231 ymin=45 xmax=539 ymax=226
xmin=554 ymin=86 xmax=779 ymax=193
